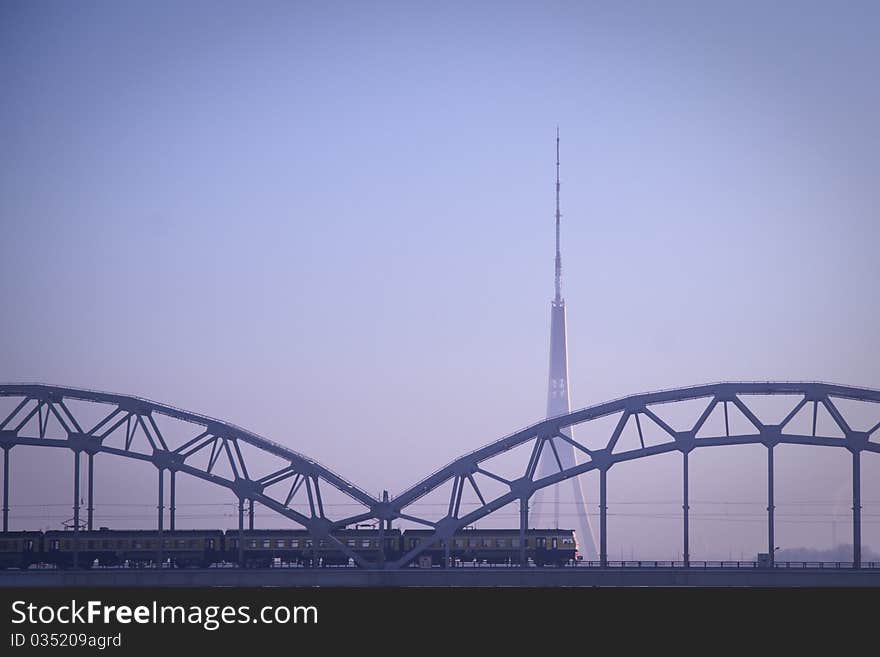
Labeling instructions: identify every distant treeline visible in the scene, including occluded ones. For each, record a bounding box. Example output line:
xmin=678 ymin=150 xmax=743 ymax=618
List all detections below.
xmin=775 ymin=544 xmax=879 ymax=562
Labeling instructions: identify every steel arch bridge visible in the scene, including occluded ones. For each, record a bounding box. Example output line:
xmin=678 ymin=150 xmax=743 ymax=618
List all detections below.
xmin=2 ymin=382 xmax=879 ymax=569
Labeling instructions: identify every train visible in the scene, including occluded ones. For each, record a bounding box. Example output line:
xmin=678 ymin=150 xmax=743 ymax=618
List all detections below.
xmin=0 ymin=527 xmax=577 ymax=569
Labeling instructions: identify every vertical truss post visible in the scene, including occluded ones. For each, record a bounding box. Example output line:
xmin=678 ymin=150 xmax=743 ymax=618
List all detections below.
xmin=238 ymin=497 xmax=245 ymax=566
xmin=248 ymin=498 xmax=254 ymax=531
xmin=157 ymin=467 xmax=164 ymax=568
xmin=600 ymin=467 xmax=608 ymax=567
xmin=767 ymin=445 xmax=775 ymax=566
xmin=853 ymin=449 xmax=861 ymax=569
xmin=683 ymin=450 xmax=690 ymax=567
xmin=519 ymin=497 xmax=528 ymax=567
xmin=169 ymin=470 xmax=176 ymax=531
xmin=87 ymin=453 xmax=94 ymax=531
xmin=73 ymin=450 xmax=80 ymax=568
xmin=378 ymin=491 xmax=386 ymax=569
xmin=2 ymin=447 xmax=9 ymax=532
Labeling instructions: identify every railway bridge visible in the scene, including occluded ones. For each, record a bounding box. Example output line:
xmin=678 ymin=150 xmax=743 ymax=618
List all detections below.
xmin=1 ymin=381 xmax=879 ymax=585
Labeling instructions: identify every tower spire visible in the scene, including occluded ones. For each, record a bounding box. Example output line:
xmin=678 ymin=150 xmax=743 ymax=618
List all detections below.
xmin=530 ymin=126 xmax=598 ymax=559
xmin=555 ymin=126 xmax=562 ymax=303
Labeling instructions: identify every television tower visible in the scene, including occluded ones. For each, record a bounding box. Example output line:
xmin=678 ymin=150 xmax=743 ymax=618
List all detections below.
xmin=531 ymin=128 xmax=598 ymax=559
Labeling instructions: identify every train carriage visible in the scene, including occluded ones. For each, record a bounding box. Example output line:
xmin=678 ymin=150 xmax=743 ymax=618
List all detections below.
xmin=402 ymin=528 xmax=577 ymax=567
xmin=225 ymin=528 xmax=402 ymax=567
xmin=0 ymin=531 xmax=42 ymax=569
xmin=43 ymin=529 xmax=223 ymax=569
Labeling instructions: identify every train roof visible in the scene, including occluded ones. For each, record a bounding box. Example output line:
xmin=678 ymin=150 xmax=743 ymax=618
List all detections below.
xmin=224 ymin=528 xmax=401 ymax=535
xmin=43 ymin=529 xmax=223 ymax=535
xmin=402 ymin=528 xmax=575 ymax=535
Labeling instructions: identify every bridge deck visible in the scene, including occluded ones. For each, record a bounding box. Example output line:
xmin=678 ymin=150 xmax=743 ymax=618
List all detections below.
xmin=2 ymin=567 xmax=880 ymax=587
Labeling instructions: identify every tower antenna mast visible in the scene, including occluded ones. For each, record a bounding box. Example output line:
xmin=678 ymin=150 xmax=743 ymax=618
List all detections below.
xmin=555 ymin=126 xmax=562 ymax=303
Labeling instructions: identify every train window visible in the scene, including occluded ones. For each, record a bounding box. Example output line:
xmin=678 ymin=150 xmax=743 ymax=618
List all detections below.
xmin=347 ymin=539 xmax=356 ymax=547
xmin=304 ymin=539 xmax=312 ymax=548
xmin=454 ymin=539 xmax=464 ymax=548
xmin=276 ymin=539 xmax=285 ymax=548
xmin=291 ymin=540 xmax=299 ymax=548
xmin=409 ymin=538 xmax=419 ymax=549
xmin=469 ymin=539 xmax=479 ymax=548
xmin=87 ymin=540 xmax=96 ymax=549
xmin=102 ymin=540 xmax=112 ymax=549
xmin=511 ymin=539 xmax=520 ymax=547
xmin=552 ymin=538 xmax=558 ymax=549
xmin=562 ymin=537 xmax=574 ymax=545
xmin=229 ymin=539 xmax=239 ymax=549
xmin=248 ymin=539 xmax=257 ymax=548
xmin=496 ymin=539 xmax=506 ymax=548
xmin=482 ymin=538 xmax=492 ymax=547
xmin=206 ymin=539 xmax=215 ymax=549
xmin=319 ymin=540 xmax=326 ymax=548
xmin=24 ymin=539 xmax=34 ymax=551
xmin=361 ymin=539 xmax=371 ymax=548
xmin=63 ymin=541 xmax=71 ymax=550
xmin=162 ymin=540 xmax=171 ymax=549
xmin=117 ymin=540 xmax=126 ymax=549
xmin=262 ymin=539 xmax=271 ymax=548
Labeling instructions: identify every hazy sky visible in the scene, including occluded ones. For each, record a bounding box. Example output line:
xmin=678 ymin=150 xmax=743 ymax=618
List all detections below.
xmin=1 ymin=1 xmax=878 ymax=558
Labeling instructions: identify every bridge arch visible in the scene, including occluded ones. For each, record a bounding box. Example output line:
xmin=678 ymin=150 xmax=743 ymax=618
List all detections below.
xmin=0 ymin=384 xmax=380 ymax=566
xmin=385 ymin=382 xmax=880 ymax=568
xmin=2 ymin=382 xmax=879 ymax=569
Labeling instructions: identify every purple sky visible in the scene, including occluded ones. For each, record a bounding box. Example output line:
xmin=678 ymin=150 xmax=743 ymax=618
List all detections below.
xmin=1 ymin=1 xmax=878 ymax=559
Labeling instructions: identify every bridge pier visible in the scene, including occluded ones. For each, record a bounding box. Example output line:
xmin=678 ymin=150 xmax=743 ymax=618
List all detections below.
xmin=599 ymin=467 xmax=607 ymax=567
xmin=853 ymin=450 xmax=861 ymax=569
xmin=767 ymin=445 xmax=775 ymax=566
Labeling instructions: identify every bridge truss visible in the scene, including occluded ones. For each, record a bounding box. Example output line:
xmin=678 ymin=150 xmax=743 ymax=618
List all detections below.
xmin=2 ymin=382 xmax=879 ymax=568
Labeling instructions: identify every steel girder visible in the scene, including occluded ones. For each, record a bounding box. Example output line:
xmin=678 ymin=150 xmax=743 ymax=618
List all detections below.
xmin=384 ymin=381 xmax=880 ymax=568
xmin=2 ymin=381 xmax=879 ymax=569
xmin=0 ymin=384 xmax=379 ymax=567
